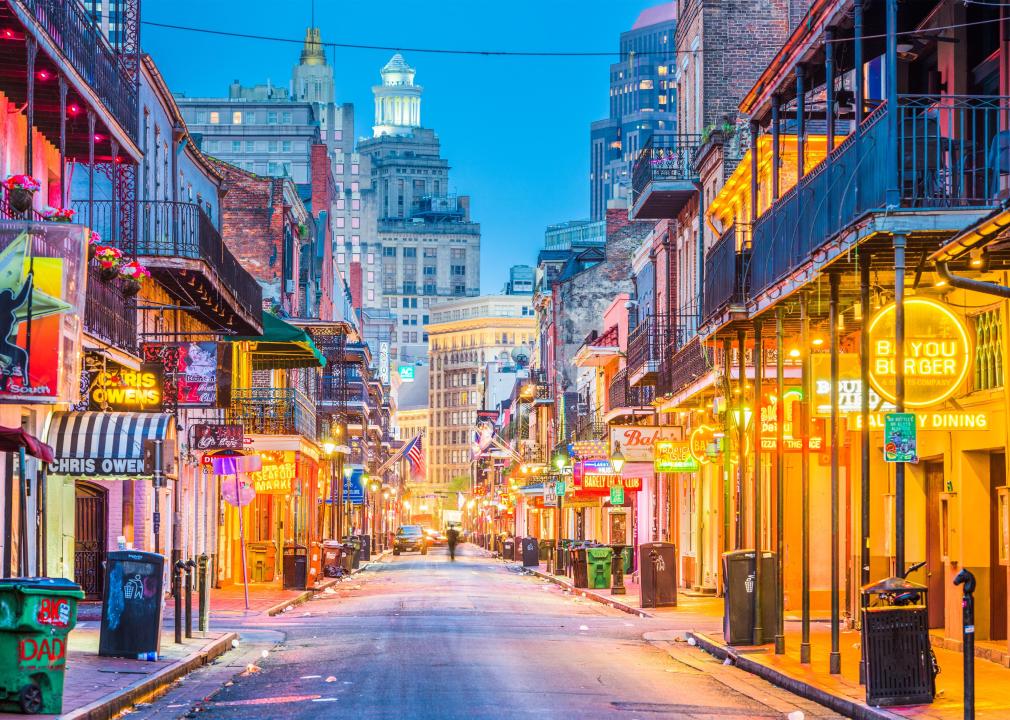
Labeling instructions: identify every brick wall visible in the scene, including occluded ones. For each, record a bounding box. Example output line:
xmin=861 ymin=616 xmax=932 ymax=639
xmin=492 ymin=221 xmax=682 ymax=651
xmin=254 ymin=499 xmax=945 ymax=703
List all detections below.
xmin=310 ymin=143 xmax=335 ymax=321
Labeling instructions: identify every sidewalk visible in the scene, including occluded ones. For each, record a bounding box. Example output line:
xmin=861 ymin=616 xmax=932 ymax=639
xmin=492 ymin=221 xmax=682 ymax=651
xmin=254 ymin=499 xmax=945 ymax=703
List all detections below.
xmin=7 ymin=553 xmax=389 ymax=719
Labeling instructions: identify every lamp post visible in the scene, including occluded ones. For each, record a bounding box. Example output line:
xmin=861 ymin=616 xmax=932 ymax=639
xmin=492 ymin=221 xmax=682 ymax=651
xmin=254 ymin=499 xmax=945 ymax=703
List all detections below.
xmin=609 ymin=445 xmax=627 ymax=594
xmin=553 ymin=450 xmax=570 ymax=575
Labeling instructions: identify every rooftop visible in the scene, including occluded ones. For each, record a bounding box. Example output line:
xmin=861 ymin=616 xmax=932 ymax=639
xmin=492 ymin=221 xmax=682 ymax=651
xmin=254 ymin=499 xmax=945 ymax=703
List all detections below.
xmin=631 ymin=2 xmax=677 ymax=30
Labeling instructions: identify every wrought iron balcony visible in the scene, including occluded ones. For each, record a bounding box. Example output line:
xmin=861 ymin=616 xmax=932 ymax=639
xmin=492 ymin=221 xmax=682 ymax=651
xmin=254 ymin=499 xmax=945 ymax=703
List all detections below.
xmin=627 ymin=313 xmax=670 ymax=387
xmin=631 ymin=134 xmax=701 ymax=219
xmin=607 ymin=367 xmax=655 ymax=412
xmin=74 ymin=200 xmax=262 ymax=334
xmin=83 ymin=260 xmax=137 ymax=354
xmin=703 ymin=224 xmax=750 ymax=324
xmin=572 ymin=413 xmax=607 ymax=442
xmin=227 ymin=388 xmax=317 ymax=439
xmin=7 ymin=0 xmax=138 ymax=142
xmin=750 ymin=94 xmax=1010 ymax=301
xmin=659 ymin=337 xmax=713 ymax=399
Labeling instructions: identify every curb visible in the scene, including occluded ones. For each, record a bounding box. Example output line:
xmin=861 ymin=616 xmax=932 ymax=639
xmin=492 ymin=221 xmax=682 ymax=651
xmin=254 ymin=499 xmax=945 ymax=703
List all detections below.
xmin=686 ymin=631 xmax=906 ymax=720
xmin=265 ymin=550 xmax=391 ymax=616
xmin=524 ymin=566 xmax=653 ymax=619
xmin=62 ymin=632 xmax=237 ymax=720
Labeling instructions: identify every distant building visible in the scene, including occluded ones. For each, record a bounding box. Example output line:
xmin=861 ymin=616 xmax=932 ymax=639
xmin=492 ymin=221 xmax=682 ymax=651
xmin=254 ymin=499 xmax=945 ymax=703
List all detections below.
xmin=357 ymin=55 xmax=481 ymax=366
xmin=425 ymin=295 xmax=535 ymax=490
xmin=589 ymin=3 xmax=678 ymax=220
xmin=503 ymin=265 xmax=534 ymax=295
xmin=544 ymin=219 xmax=606 ymax=251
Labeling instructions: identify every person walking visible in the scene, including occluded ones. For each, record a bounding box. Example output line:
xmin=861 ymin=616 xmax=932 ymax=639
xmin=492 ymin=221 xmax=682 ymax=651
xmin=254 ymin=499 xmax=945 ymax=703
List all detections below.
xmin=446 ymin=527 xmax=460 ymax=561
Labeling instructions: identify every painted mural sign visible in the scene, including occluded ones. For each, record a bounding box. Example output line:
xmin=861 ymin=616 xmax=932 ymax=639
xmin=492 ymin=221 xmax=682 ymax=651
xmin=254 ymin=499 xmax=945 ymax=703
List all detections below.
xmin=884 ymin=413 xmax=917 ymax=463
xmin=0 ymin=224 xmax=86 ymax=404
xmin=610 ymin=425 xmax=683 ymax=462
xmin=868 ymin=299 xmax=972 ymax=409
xmin=142 ymin=341 xmax=223 ymax=407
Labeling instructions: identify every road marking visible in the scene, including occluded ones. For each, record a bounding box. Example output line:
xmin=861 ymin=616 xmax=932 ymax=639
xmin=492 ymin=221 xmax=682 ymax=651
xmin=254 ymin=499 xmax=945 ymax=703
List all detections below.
xmin=312 ymin=697 xmax=338 ymax=703
xmin=212 ymin=694 xmax=321 ymax=707
xmin=300 ymin=675 xmax=322 ymax=679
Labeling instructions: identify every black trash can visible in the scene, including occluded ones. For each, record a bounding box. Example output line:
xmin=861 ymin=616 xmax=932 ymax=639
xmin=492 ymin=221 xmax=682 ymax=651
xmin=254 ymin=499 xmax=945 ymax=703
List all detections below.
xmin=521 ymin=537 xmax=539 ymax=567
xmin=722 ymin=550 xmax=778 ymax=645
xmin=99 ymin=550 xmax=165 ymax=658
xmin=639 ymin=542 xmax=678 ymax=608
xmin=283 ymin=544 xmax=308 ymax=589
xmin=343 ymin=536 xmax=361 ymax=569
xmin=571 ymin=545 xmax=590 ymax=588
xmin=322 ymin=540 xmax=344 ymax=578
xmin=514 ymin=537 xmax=523 ymax=561
xmin=358 ymin=534 xmax=371 ymax=562
xmin=861 ymin=576 xmax=935 ymax=706
xmin=502 ymin=537 xmax=515 ymax=559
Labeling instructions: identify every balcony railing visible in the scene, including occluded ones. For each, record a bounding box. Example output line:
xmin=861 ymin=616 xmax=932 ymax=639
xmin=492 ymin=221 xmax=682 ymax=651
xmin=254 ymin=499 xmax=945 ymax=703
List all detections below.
xmin=750 ymin=94 xmax=1010 ymax=300
xmin=627 ymin=313 xmax=670 ymax=386
xmin=14 ymin=0 xmax=138 ymax=140
xmin=660 ymin=337 xmax=713 ymax=398
xmin=227 ymin=388 xmax=317 ymax=439
xmin=83 ymin=261 xmax=137 ymax=354
xmin=631 ymin=134 xmax=701 ymax=219
xmin=703 ymin=224 xmax=750 ymax=323
xmin=572 ymin=413 xmax=607 ymax=441
xmin=74 ymin=200 xmax=262 ymax=321
xmin=608 ymin=368 xmax=654 ymax=411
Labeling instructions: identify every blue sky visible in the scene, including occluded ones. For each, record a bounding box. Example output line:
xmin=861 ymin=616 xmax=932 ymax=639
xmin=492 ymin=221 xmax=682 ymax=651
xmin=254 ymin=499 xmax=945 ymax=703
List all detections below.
xmin=142 ymin=0 xmax=663 ymax=293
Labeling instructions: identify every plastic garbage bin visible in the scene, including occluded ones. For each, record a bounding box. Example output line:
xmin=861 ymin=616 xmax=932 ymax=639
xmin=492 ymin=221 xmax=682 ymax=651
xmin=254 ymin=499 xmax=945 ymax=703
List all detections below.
xmin=639 ymin=542 xmax=678 ymax=608
xmin=99 ymin=551 xmax=165 ymax=659
xmin=322 ymin=540 xmax=344 ymax=578
xmin=343 ymin=537 xmax=361 ymax=569
xmin=502 ymin=537 xmax=515 ymax=559
xmin=521 ymin=537 xmax=539 ymax=567
xmin=0 ymin=578 xmax=84 ymax=714
xmin=621 ymin=545 xmax=634 ymax=575
xmin=722 ymin=550 xmax=778 ymax=645
xmin=861 ymin=576 xmax=935 ymax=706
xmin=586 ymin=547 xmax=614 ymax=589
xmin=282 ymin=544 xmax=308 ymax=590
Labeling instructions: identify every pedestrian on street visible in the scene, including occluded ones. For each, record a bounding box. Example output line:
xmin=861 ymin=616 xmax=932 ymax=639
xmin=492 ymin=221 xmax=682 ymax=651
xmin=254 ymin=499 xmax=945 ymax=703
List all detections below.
xmin=447 ymin=527 xmax=460 ymax=561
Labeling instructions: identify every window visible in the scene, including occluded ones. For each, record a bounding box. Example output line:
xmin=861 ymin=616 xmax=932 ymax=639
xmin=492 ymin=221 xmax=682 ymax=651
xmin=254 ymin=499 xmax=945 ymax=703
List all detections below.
xmin=367 ymin=289 xmax=375 ymax=301
xmin=351 ymin=182 xmax=359 ymax=192
xmin=209 ymin=111 xmax=220 ymax=124
xmin=351 ymin=235 xmax=360 ymax=245
xmin=231 ymin=141 xmax=241 ymax=152
xmin=267 ymin=111 xmax=278 ymax=124
xmin=333 ymin=129 xmax=342 ymax=141
xmin=411 ymin=298 xmax=418 ymax=308
xmin=451 ymin=265 xmax=465 ymax=275
xmin=423 ymin=248 xmax=437 ymax=258
xmin=268 ymin=162 xmax=279 ymax=174
xmin=367 ymin=271 xmax=374 ymax=282
xmin=336 ymin=198 xmax=345 ymax=210
xmin=282 ymin=140 xmax=292 ymax=152
xmin=351 ymin=163 xmax=359 ymax=174
xmin=424 ymin=283 xmax=436 ymax=294
xmin=337 ymin=253 xmax=345 ymax=264
xmin=423 ymin=266 xmax=436 ymax=276
xmin=245 ymin=141 xmax=255 ymax=152
xmin=268 ymin=140 xmax=278 ymax=152
xmin=351 ymin=217 xmax=360 ymax=229
xmin=402 ymin=299 xmax=411 ymax=308
xmin=367 ymin=253 xmax=374 ymax=264
xmin=335 ymin=163 xmax=344 ymax=174
xmin=352 ymin=253 xmax=360 ymax=263
xmin=352 ymin=199 xmax=360 ymax=210
xmin=383 ymin=247 xmax=396 ymax=257
xmin=281 ymin=111 xmax=292 ymax=124
xmin=403 ymin=247 xmax=417 ymax=258
xmin=336 ymin=217 xmax=345 ymax=228
xmin=232 ymin=111 xmax=243 ymax=124
xmin=195 ymin=111 xmax=207 ymax=123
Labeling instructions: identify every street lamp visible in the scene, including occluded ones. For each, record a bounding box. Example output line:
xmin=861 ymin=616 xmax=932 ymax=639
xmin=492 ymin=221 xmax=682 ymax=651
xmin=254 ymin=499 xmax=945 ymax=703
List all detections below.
xmin=610 ymin=444 xmax=626 ymax=474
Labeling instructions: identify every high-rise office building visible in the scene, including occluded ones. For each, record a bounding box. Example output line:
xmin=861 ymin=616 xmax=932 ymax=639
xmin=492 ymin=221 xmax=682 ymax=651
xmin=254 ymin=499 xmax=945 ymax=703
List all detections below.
xmin=504 ymin=265 xmax=535 ymax=295
xmin=356 ymin=55 xmax=481 ymax=366
xmin=589 ymin=3 xmax=678 ymax=220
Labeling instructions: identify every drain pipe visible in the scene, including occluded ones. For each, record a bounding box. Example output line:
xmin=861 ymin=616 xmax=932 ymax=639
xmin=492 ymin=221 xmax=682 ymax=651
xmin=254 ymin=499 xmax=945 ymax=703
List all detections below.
xmin=936 ymin=262 xmax=1010 ymax=298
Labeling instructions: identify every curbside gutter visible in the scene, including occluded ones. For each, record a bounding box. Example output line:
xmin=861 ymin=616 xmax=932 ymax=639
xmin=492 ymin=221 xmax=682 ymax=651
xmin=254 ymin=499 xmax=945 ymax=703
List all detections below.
xmin=62 ymin=632 xmax=237 ymax=720
xmin=686 ymin=631 xmax=906 ymax=720
xmin=523 ymin=566 xmax=654 ymax=619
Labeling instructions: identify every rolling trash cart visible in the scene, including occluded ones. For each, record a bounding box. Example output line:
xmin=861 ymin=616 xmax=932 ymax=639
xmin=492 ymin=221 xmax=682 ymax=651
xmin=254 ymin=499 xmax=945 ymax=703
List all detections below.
xmin=586 ymin=547 xmax=613 ymax=589
xmin=0 ymin=578 xmax=84 ymax=714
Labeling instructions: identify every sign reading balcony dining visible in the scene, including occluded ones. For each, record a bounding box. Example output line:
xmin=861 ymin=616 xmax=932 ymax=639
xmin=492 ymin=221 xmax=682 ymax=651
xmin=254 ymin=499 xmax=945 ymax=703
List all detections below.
xmin=867 ymin=299 xmax=972 ymax=409
xmin=610 ymin=425 xmax=683 ymax=463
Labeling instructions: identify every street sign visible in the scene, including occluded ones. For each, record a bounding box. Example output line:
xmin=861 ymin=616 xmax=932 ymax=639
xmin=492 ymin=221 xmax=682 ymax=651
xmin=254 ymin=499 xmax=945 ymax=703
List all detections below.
xmin=884 ymin=413 xmax=917 ymax=462
xmin=554 ymin=480 xmax=566 ymax=496
xmin=543 ymin=484 xmax=558 ymax=507
xmin=610 ymin=485 xmax=625 ymax=505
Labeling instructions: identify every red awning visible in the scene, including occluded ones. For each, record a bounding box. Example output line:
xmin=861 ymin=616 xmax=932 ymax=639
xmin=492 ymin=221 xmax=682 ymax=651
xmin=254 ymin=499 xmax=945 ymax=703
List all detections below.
xmin=0 ymin=426 xmax=54 ymax=463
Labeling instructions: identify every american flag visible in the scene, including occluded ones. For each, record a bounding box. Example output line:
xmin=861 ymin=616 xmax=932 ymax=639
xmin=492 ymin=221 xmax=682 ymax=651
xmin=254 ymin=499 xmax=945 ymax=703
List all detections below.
xmin=404 ymin=434 xmax=426 ymax=479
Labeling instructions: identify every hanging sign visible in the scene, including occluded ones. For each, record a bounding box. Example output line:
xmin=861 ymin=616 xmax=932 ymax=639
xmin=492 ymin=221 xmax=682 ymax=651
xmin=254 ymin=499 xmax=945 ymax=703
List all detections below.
xmin=580 ymin=474 xmax=643 ymax=495
xmin=398 ymin=365 xmax=415 ymax=382
xmin=87 ymin=362 xmax=164 ymax=411
xmin=811 ymin=354 xmax=893 ymax=416
xmin=192 ymin=424 xmax=243 ymax=451
xmin=884 ymin=413 xmax=917 ymax=463
xmin=247 ymin=451 xmax=297 ymax=494
xmin=543 ymin=483 xmax=558 ymax=507
xmin=689 ymin=425 xmax=720 ymax=464
xmin=867 ymin=299 xmax=972 ymax=408
xmin=610 ymin=425 xmax=684 ymax=462
xmin=609 ymin=485 xmax=625 ymax=505
xmin=654 ymin=440 xmax=699 ymax=472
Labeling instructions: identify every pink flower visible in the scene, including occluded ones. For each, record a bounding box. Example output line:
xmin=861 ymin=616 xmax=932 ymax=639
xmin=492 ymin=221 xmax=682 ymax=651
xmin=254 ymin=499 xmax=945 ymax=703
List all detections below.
xmin=3 ymin=174 xmax=41 ymax=192
xmin=42 ymin=207 xmax=75 ymax=222
xmin=94 ymin=245 xmax=123 ymax=268
xmin=118 ymin=260 xmax=151 ymax=281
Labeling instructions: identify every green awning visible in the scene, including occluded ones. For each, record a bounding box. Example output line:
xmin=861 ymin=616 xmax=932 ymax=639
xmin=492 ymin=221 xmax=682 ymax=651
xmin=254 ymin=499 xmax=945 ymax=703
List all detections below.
xmin=230 ymin=312 xmax=326 ymax=370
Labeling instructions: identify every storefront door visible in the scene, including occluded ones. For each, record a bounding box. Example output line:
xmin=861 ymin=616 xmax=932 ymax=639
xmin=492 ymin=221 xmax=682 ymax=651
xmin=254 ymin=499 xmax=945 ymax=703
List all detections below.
xmin=991 ymin=453 xmax=1008 ymax=641
xmin=74 ymin=482 xmax=107 ymax=599
xmin=925 ymin=461 xmax=946 ymax=629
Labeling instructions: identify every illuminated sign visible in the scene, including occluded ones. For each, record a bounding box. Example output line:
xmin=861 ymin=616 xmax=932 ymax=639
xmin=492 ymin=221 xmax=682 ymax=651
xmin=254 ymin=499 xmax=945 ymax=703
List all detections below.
xmin=379 ymin=342 xmax=390 ymax=384
xmin=811 ymin=354 xmax=893 ymax=416
xmin=580 ymin=474 xmax=643 ymax=494
xmin=88 ymin=363 xmax=163 ymax=411
xmin=654 ymin=441 xmax=699 ymax=472
xmin=867 ymin=299 xmax=972 ymax=408
xmin=759 ymin=389 xmax=822 ymax=452
xmin=689 ymin=425 xmax=720 ymax=464
xmin=610 ymin=425 xmax=684 ymax=462
xmin=398 ymin=365 xmax=415 ymax=382
xmin=852 ymin=411 xmax=989 ymax=431
xmin=248 ymin=451 xmax=296 ymax=494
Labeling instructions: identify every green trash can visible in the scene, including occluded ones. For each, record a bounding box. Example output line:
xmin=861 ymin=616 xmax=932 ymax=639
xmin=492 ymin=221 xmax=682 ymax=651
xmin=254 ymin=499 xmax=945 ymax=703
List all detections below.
xmin=586 ymin=547 xmax=614 ymax=589
xmin=0 ymin=578 xmax=84 ymax=714
xmin=621 ymin=546 xmax=634 ymax=575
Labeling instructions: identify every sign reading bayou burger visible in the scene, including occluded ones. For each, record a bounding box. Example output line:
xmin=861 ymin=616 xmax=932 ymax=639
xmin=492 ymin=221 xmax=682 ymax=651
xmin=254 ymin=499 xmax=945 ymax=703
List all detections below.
xmin=610 ymin=425 xmax=683 ymax=462
xmin=867 ymin=298 xmax=972 ymax=408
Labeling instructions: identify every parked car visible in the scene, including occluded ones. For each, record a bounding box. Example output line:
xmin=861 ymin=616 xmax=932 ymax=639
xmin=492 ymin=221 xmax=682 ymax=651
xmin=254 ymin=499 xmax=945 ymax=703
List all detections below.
xmin=424 ymin=528 xmax=447 ymax=547
xmin=394 ymin=525 xmax=428 ymax=555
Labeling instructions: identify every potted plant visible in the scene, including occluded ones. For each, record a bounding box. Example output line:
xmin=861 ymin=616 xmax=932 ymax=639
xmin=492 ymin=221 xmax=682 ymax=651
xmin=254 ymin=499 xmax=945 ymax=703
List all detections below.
xmin=94 ymin=245 xmax=123 ymax=282
xmin=118 ymin=260 xmax=150 ymax=297
xmin=42 ymin=207 xmax=75 ymax=223
xmin=87 ymin=230 xmax=101 ymax=261
xmin=3 ymin=174 xmax=41 ymax=213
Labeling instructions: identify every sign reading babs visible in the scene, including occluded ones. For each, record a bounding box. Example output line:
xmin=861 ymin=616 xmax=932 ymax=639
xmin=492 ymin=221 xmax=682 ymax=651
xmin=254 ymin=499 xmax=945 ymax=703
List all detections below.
xmin=610 ymin=425 xmax=683 ymax=462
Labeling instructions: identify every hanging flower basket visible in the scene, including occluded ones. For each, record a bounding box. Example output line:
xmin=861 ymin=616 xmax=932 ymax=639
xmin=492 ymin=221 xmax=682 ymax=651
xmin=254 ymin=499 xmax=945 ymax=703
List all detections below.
xmin=94 ymin=245 xmax=123 ymax=282
xmin=42 ymin=207 xmax=75 ymax=223
xmin=118 ymin=261 xmax=150 ymax=297
xmin=87 ymin=231 xmax=101 ymax=261
xmin=3 ymin=175 xmax=40 ymax=214
xmin=99 ymin=266 xmax=119 ymax=282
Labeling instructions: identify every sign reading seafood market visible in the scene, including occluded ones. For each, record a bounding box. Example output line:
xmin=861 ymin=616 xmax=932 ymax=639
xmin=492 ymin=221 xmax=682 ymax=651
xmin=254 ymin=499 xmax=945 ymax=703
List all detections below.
xmin=867 ymin=298 xmax=972 ymax=409
xmin=609 ymin=425 xmax=684 ymax=463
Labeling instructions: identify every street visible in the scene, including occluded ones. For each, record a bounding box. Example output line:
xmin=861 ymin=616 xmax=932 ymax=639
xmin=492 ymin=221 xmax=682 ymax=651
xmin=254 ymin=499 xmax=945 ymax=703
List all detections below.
xmin=128 ymin=547 xmax=839 ymax=720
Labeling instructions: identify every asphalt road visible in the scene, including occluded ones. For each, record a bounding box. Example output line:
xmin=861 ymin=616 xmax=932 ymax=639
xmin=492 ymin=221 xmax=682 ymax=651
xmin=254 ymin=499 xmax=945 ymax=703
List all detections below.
xmin=131 ymin=545 xmax=840 ymax=719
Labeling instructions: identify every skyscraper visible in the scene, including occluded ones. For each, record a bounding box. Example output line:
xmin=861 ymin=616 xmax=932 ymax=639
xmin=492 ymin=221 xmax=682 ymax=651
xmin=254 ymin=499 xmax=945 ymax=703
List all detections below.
xmin=589 ymin=3 xmax=678 ymax=220
xmin=356 ymin=55 xmax=481 ymax=366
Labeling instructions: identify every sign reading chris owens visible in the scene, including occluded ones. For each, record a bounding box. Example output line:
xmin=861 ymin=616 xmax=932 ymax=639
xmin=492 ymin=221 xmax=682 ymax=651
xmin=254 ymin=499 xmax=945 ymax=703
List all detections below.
xmin=50 ymin=457 xmax=146 ymax=475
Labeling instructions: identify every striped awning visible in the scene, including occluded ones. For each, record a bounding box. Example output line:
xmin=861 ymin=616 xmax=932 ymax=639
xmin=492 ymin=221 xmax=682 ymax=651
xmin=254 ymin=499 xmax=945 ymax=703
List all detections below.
xmin=46 ymin=412 xmax=174 ymax=477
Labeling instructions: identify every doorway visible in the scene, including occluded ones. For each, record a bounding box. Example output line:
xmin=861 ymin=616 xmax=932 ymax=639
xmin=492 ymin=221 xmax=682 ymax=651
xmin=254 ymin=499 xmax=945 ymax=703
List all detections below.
xmin=74 ymin=482 xmax=107 ymax=600
xmin=924 ymin=461 xmax=946 ymax=629
xmin=990 ymin=453 xmax=1007 ymax=641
